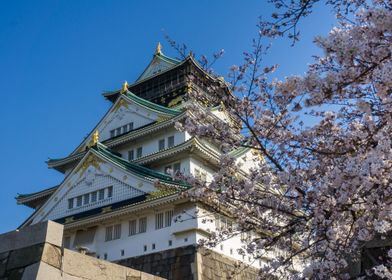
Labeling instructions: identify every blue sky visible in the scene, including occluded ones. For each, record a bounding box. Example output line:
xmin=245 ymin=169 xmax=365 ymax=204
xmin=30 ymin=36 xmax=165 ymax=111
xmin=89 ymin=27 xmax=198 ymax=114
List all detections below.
xmin=0 ymin=0 xmax=335 ymax=233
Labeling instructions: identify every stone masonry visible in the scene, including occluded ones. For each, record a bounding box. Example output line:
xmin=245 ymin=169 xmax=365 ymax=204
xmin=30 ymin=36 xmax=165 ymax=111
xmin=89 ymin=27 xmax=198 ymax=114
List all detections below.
xmin=0 ymin=221 xmax=164 ymax=280
xmin=117 ymin=245 xmax=258 ymax=280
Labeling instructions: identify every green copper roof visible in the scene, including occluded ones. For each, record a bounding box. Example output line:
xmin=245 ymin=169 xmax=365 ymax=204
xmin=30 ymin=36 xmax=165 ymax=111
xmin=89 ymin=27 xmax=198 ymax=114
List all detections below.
xmin=93 ymin=143 xmax=189 ymax=188
xmin=136 ymin=52 xmax=181 ymax=82
xmin=155 ymin=52 xmax=181 ymax=65
xmin=123 ymin=91 xmax=180 ymax=115
xmin=16 ymin=185 xmax=59 ymax=200
xmin=228 ymin=146 xmax=250 ymax=158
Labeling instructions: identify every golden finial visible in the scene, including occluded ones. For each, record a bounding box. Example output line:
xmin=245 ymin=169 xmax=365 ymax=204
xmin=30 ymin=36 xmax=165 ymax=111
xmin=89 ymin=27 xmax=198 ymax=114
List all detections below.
xmin=121 ymin=81 xmax=128 ymax=94
xmin=155 ymin=42 xmax=162 ymax=55
xmin=186 ymin=81 xmax=192 ymax=93
xmin=91 ymin=130 xmax=99 ymax=146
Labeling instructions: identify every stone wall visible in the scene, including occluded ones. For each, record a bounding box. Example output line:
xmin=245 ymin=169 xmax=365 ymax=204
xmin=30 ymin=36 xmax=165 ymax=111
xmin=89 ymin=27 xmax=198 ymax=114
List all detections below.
xmin=116 ymin=245 xmax=196 ymax=279
xmin=0 ymin=221 xmax=164 ymax=280
xmin=117 ymin=245 xmax=259 ymax=280
xmin=197 ymin=248 xmax=259 ymax=280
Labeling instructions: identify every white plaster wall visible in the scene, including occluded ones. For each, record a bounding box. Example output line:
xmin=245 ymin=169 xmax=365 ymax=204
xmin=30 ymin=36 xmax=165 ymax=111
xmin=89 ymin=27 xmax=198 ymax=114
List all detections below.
xmin=153 ymin=158 xmax=190 ymax=175
xmin=195 ymin=205 xmax=263 ymax=269
xmin=65 ymin=204 xmax=199 ymax=262
xmin=63 ymin=202 xmax=262 ymax=269
xmin=117 ymin=128 xmax=186 ymax=160
xmin=189 ymin=157 xmax=215 ymax=183
xmin=33 ymin=161 xmax=157 ymax=225
xmin=98 ymin=102 xmax=157 ymax=142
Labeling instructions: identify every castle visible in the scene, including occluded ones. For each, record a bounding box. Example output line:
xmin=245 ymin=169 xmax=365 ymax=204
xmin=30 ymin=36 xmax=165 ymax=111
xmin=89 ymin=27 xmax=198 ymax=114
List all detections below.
xmin=16 ymin=44 xmax=260 ymax=279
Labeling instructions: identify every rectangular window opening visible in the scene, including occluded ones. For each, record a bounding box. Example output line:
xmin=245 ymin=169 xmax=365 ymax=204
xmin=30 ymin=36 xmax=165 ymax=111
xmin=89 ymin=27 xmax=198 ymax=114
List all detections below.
xmin=99 ymin=189 xmax=105 ymax=200
xmin=168 ymin=136 xmax=175 ymax=148
xmin=91 ymin=192 xmax=97 ymax=203
xmin=105 ymin=226 xmax=113 ymax=242
xmin=107 ymin=186 xmax=113 ymax=198
xmin=68 ymin=198 xmax=74 ymax=209
xmin=128 ymin=150 xmax=134 ymax=161
xmin=129 ymin=220 xmax=137 ymax=236
xmin=76 ymin=196 xmax=82 ymax=207
xmin=136 ymin=147 xmax=143 ymax=158
xmin=83 ymin=194 xmax=89 ymax=205
xmin=158 ymin=139 xmax=165 ymax=151
xmin=155 ymin=213 xmax=164 ymax=229
xmin=114 ymin=224 xmax=122 ymax=240
xmin=139 ymin=217 xmax=147 ymax=233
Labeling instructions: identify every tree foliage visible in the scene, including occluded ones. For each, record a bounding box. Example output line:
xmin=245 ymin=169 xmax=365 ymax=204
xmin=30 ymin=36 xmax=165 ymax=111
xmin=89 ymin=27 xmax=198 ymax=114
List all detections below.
xmin=175 ymin=0 xmax=392 ymax=278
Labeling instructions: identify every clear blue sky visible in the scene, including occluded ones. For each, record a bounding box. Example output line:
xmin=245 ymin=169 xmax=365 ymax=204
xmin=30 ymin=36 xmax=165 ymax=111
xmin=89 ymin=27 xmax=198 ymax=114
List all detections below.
xmin=0 ymin=0 xmax=335 ymax=233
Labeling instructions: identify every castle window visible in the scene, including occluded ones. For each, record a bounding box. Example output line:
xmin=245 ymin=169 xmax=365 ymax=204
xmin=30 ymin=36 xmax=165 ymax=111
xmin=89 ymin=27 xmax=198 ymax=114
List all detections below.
xmin=168 ymin=136 xmax=175 ymax=148
xmin=122 ymin=125 xmax=128 ymax=133
xmin=128 ymin=122 xmax=134 ymax=131
xmin=68 ymin=198 xmax=74 ymax=209
xmin=173 ymin=162 xmax=181 ymax=173
xmin=156 ymin=210 xmax=173 ymax=230
xmin=215 ymin=214 xmax=232 ymax=231
xmin=139 ymin=217 xmax=147 ymax=233
xmin=220 ymin=244 xmax=224 ymax=251
xmin=104 ymin=253 xmax=107 ymax=260
xmin=230 ymin=248 xmax=233 ymax=255
xmin=143 ymin=245 xmax=147 ymax=252
xmin=83 ymin=194 xmax=89 ymax=205
xmin=158 ymin=139 xmax=165 ymax=151
xmin=110 ymin=130 xmax=115 ymax=138
xmin=168 ymin=240 xmax=172 ymax=246
xmin=164 ymin=166 xmax=172 ymax=175
xmin=113 ymin=224 xmax=122 ymax=240
xmin=121 ymin=250 xmax=125 ymax=256
xmin=128 ymin=150 xmax=134 ymax=161
xmin=91 ymin=192 xmax=97 ymax=203
xmin=165 ymin=163 xmax=181 ymax=175
xmin=129 ymin=220 xmax=137 ymax=236
xmin=136 ymin=147 xmax=143 ymax=158
xmin=99 ymin=189 xmax=105 ymax=200
xmin=76 ymin=196 xmax=82 ymax=207
xmin=116 ymin=127 xmax=122 ymax=136
xmin=165 ymin=210 xmax=173 ymax=227
xmin=155 ymin=213 xmax=164 ymax=229
xmin=105 ymin=226 xmax=113 ymax=241
xmin=152 ymin=243 xmax=156 ymax=250
xmin=107 ymin=186 xmax=113 ymax=198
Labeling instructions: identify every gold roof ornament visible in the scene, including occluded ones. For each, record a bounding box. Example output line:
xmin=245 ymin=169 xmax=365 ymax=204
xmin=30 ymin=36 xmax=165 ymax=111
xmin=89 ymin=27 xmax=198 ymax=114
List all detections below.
xmin=90 ymin=130 xmax=99 ymax=146
xmin=186 ymin=81 xmax=192 ymax=94
xmin=121 ymin=81 xmax=128 ymax=94
xmin=155 ymin=42 xmax=162 ymax=55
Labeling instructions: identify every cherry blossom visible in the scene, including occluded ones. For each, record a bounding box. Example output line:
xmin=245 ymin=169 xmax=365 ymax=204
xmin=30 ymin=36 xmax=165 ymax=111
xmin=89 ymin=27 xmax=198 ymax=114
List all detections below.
xmin=174 ymin=0 xmax=392 ymax=278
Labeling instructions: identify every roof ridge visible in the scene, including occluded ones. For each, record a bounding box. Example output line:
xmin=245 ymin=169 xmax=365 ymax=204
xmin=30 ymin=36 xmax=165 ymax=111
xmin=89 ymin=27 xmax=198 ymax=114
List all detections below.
xmin=123 ymin=91 xmax=180 ymax=115
xmin=93 ymin=143 xmax=188 ymax=187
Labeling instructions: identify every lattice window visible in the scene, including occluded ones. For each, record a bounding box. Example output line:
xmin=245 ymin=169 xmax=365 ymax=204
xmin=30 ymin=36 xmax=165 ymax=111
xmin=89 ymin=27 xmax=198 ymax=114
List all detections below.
xmin=155 ymin=213 xmax=164 ymax=229
xmin=129 ymin=220 xmax=137 ymax=236
xmin=139 ymin=217 xmax=147 ymax=233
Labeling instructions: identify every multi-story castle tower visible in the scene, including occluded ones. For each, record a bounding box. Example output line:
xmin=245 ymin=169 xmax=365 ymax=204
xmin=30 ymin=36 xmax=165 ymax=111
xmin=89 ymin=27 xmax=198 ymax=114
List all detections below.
xmin=16 ymin=44 xmax=260 ymax=280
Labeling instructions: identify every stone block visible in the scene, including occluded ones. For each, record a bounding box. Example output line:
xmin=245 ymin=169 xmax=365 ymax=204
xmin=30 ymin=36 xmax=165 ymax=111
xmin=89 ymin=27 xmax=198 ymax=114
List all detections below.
xmin=0 ymin=221 xmax=63 ymax=254
xmin=7 ymin=244 xmax=44 ymax=270
xmin=41 ymin=243 xmax=62 ymax=269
